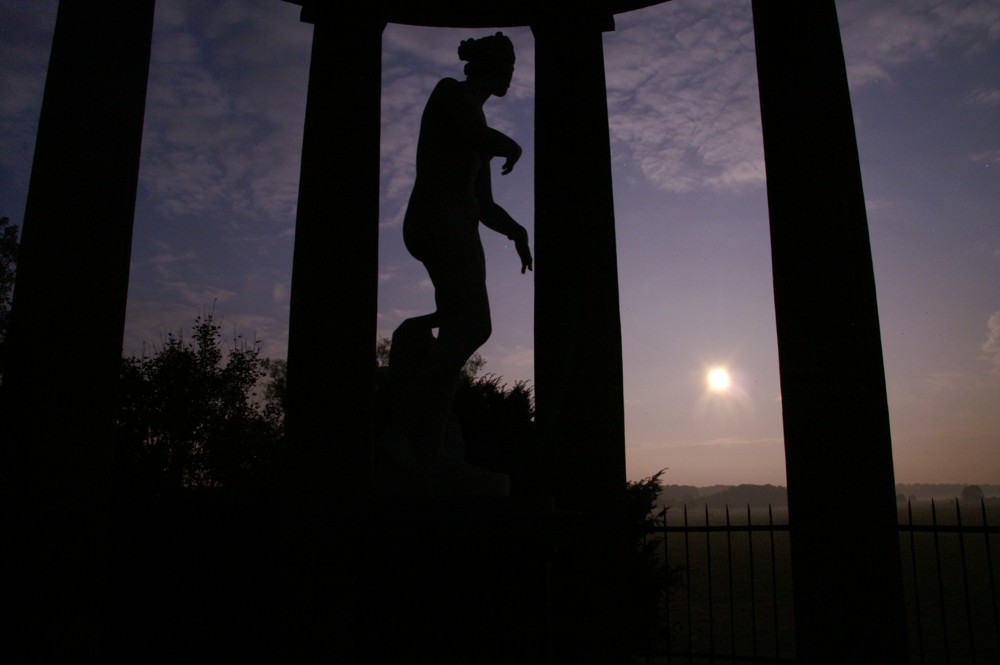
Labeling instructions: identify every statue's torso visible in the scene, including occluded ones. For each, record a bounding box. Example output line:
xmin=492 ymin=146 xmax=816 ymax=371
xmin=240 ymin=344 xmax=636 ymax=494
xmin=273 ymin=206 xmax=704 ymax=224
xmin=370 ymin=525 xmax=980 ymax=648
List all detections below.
xmin=407 ymin=77 xmax=486 ymax=225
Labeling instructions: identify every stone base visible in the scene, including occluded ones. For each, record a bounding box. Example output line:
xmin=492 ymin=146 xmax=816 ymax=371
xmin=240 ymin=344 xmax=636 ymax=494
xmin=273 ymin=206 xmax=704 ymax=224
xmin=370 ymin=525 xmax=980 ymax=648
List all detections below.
xmin=376 ymin=458 xmax=510 ymax=497
xmin=104 ymin=495 xmax=578 ymax=663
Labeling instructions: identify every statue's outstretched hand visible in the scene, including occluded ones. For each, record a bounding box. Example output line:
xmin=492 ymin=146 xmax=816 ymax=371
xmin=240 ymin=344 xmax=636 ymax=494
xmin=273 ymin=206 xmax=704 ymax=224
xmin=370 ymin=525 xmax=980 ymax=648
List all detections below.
xmin=500 ymin=141 xmax=522 ymax=175
xmin=513 ymin=226 xmax=533 ymax=274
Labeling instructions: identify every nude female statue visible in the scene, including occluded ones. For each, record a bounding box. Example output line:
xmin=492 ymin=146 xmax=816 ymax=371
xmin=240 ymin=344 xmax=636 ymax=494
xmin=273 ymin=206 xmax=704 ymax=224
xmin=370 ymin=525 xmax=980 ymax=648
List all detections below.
xmin=379 ymin=33 xmax=531 ymax=493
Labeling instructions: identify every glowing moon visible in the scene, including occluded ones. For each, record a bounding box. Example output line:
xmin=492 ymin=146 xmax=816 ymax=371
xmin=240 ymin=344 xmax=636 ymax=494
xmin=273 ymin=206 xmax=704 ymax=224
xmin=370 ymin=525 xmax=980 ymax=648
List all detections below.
xmin=707 ymin=367 xmax=731 ymax=393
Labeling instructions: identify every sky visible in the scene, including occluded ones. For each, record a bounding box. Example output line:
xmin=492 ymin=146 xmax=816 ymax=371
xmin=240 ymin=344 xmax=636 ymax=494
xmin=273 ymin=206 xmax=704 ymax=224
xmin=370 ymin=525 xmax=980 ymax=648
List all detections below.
xmin=1 ymin=0 xmax=997 ymax=487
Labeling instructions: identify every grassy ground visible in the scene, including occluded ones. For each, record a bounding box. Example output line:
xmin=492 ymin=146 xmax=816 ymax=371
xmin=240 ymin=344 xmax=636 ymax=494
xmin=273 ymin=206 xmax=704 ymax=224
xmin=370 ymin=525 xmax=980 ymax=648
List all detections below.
xmin=642 ymin=502 xmax=999 ymax=665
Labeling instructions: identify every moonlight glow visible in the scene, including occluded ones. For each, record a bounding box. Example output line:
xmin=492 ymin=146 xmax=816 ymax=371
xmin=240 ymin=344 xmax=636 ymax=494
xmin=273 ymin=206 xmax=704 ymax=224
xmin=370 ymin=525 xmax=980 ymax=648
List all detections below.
xmin=707 ymin=367 xmax=731 ymax=393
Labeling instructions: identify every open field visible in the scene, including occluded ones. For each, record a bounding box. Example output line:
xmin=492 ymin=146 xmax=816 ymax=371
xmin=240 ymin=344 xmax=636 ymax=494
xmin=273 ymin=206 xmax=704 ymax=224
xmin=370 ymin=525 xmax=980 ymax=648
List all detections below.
xmin=639 ymin=501 xmax=999 ymax=664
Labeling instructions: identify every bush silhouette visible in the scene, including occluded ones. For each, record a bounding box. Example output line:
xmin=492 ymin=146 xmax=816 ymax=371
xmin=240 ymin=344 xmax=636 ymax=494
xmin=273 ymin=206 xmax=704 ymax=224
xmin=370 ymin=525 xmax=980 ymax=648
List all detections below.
xmin=625 ymin=469 xmax=683 ymax=653
xmin=374 ymin=335 xmax=536 ymax=481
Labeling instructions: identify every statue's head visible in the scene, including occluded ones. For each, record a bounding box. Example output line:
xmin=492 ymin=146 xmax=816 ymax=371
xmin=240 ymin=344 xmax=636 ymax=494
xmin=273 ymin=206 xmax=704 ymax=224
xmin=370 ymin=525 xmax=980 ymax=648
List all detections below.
xmin=459 ymin=32 xmax=515 ymax=97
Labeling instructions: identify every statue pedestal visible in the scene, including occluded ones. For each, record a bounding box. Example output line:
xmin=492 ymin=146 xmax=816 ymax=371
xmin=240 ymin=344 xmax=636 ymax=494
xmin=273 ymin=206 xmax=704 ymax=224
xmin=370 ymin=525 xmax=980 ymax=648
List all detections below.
xmin=282 ymin=497 xmax=577 ymax=664
xmin=104 ymin=494 xmax=576 ymax=662
xmin=376 ymin=458 xmax=511 ymax=497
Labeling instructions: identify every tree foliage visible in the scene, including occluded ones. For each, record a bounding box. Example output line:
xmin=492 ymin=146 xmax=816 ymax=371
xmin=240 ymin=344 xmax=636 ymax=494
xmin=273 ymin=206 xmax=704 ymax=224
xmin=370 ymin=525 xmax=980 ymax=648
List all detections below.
xmin=373 ymin=336 xmax=536 ymax=481
xmin=114 ymin=313 xmax=284 ymax=497
xmin=0 ymin=216 xmax=19 ymax=375
xmin=624 ymin=469 xmax=682 ymax=653
xmin=452 ymin=372 xmax=534 ymax=473
xmin=115 ymin=328 xmax=534 ymax=499
xmin=961 ymin=485 xmax=984 ymax=503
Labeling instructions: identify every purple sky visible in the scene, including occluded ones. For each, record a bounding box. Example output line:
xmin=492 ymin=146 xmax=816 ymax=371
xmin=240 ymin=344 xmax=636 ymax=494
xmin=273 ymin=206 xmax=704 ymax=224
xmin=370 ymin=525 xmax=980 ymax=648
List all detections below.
xmin=2 ymin=0 xmax=998 ymax=486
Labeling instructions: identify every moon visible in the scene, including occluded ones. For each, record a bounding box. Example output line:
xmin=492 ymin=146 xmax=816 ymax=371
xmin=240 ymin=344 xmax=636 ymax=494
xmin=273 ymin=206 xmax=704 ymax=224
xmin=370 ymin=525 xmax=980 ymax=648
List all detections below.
xmin=707 ymin=367 xmax=731 ymax=393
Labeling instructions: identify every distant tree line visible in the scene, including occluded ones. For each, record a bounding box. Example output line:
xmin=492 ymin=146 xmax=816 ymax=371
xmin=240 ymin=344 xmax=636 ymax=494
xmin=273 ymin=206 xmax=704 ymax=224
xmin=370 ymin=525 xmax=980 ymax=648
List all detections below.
xmin=896 ymin=483 xmax=999 ymax=501
xmin=659 ymin=483 xmax=789 ymax=509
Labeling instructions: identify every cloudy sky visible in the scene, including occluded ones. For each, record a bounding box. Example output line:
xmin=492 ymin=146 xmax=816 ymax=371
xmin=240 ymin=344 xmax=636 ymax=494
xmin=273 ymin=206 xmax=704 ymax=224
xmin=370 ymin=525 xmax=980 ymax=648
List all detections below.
xmin=2 ymin=0 xmax=997 ymax=486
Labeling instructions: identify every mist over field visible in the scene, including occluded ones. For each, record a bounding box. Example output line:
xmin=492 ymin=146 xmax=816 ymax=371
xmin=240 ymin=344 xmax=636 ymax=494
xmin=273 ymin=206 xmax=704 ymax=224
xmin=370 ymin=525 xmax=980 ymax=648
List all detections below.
xmin=657 ymin=483 xmax=1000 ymax=509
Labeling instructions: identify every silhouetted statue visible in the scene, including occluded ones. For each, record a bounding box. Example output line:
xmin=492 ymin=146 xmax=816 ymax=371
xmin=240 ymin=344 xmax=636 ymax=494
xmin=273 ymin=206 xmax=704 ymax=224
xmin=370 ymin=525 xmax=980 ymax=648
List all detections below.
xmin=379 ymin=32 xmax=531 ymax=496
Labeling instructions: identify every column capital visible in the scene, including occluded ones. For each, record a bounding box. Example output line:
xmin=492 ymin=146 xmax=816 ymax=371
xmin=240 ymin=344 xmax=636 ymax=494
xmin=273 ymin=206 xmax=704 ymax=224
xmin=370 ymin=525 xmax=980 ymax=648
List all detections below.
xmin=530 ymin=7 xmax=615 ymax=35
xmin=292 ymin=0 xmax=388 ymax=27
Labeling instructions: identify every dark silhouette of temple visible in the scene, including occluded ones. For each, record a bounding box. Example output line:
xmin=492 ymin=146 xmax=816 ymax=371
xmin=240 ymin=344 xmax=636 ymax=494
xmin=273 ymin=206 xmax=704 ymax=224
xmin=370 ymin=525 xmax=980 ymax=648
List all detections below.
xmin=2 ymin=2 xmax=910 ymax=663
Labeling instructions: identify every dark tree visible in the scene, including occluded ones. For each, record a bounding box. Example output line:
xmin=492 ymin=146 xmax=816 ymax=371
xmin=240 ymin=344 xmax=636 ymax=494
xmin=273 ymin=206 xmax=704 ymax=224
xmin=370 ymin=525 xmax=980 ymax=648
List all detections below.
xmin=261 ymin=357 xmax=286 ymax=426
xmin=0 ymin=216 xmax=19 ymax=377
xmin=114 ymin=313 xmax=283 ymax=498
xmin=961 ymin=485 xmax=984 ymax=503
xmin=452 ymin=372 xmax=534 ymax=477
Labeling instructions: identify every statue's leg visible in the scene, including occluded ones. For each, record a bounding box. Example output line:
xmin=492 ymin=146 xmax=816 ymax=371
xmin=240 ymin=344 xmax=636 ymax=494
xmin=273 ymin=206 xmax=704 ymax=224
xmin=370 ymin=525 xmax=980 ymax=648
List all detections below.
xmin=377 ymin=313 xmax=438 ymax=468
xmin=408 ymin=235 xmax=491 ymax=464
xmin=388 ymin=313 xmax=439 ymax=402
xmin=379 ymin=225 xmax=507 ymax=495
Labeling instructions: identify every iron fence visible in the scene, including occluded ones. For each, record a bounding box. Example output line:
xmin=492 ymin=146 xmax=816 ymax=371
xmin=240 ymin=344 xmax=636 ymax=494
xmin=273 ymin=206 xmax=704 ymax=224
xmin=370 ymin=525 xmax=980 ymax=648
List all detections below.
xmin=899 ymin=498 xmax=1000 ymax=665
xmin=636 ymin=499 xmax=999 ymax=665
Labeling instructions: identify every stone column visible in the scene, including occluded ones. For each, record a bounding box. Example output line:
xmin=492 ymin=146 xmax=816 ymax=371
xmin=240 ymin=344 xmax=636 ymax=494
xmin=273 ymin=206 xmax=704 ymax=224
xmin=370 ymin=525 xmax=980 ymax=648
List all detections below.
xmin=752 ymin=2 xmax=909 ymax=663
xmin=533 ymin=12 xmax=627 ymax=663
xmin=284 ymin=4 xmax=384 ymax=501
xmin=2 ymin=1 xmax=155 ymax=659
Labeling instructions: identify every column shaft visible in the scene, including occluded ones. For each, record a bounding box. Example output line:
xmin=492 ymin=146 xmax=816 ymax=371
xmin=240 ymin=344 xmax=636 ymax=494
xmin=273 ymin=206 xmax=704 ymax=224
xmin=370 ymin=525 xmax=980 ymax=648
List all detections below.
xmin=284 ymin=10 xmax=383 ymax=500
xmin=533 ymin=14 xmax=626 ymax=663
xmin=533 ymin=14 xmax=625 ymax=524
xmin=752 ymin=2 xmax=909 ymax=662
xmin=2 ymin=1 xmax=155 ymax=659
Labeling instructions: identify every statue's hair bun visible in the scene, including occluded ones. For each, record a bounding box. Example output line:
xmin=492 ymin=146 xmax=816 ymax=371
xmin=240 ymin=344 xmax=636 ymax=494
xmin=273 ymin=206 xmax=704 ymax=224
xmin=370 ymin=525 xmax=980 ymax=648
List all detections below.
xmin=458 ymin=32 xmax=515 ymax=66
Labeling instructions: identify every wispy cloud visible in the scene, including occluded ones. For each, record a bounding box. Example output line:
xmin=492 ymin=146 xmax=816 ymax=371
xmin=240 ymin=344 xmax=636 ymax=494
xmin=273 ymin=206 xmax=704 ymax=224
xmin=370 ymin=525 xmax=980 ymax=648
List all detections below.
xmin=969 ymin=150 xmax=1000 ymax=164
xmin=629 ymin=436 xmax=782 ymax=451
xmin=380 ymin=65 xmax=431 ymax=217
xmin=148 ymin=250 xmax=197 ymax=265
xmin=138 ymin=1 xmax=309 ymax=226
xmin=692 ymin=436 xmax=783 ymax=449
xmin=492 ymin=344 xmax=534 ymax=370
xmin=920 ymin=371 xmax=970 ymax=393
xmin=601 ymin=0 xmax=1000 ymax=195
xmin=605 ymin=1 xmax=764 ymax=193
xmin=983 ymin=311 xmax=1000 ymax=373
xmin=837 ymin=0 xmax=1000 ymax=87
xmin=123 ymin=297 xmax=288 ymax=359
xmin=967 ymin=87 xmax=1000 ymax=106
xmin=0 ymin=2 xmax=57 ymax=184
